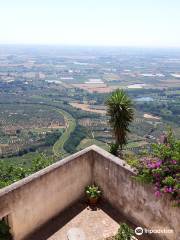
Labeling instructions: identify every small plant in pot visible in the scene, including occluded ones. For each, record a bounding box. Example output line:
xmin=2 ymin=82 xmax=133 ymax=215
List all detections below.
xmin=85 ymin=184 xmax=102 ymax=205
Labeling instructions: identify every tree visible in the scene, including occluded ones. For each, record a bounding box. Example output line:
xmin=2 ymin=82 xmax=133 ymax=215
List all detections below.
xmin=106 ymin=89 xmax=134 ymax=150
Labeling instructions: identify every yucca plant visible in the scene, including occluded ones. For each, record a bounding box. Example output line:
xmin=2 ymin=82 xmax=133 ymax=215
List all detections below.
xmin=106 ymin=89 xmax=134 ymax=151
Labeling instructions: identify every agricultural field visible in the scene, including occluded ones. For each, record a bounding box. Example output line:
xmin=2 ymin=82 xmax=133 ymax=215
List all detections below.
xmin=0 ymin=103 xmax=66 ymax=158
xmin=77 ymin=138 xmax=109 ymax=151
xmin=0 ymin=46 xmax=179 ymax=167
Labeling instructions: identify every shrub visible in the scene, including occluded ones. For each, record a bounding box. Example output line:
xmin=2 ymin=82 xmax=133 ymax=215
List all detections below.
xmin=109 ymin=143 xmax=119 ymax=156
xmin=0 ymin=154 xmax=53 ymax=189
xmin=115 ymin=223 xmax=133 ymax=240
xmin=135 ymin=130 xmax=180 ymax=206
xmin=0 ymin=219 xmax=12 ymax=240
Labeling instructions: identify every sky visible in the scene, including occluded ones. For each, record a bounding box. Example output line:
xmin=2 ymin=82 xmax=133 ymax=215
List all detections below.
xmin=0 ymin=0 xmax=180 ymax=47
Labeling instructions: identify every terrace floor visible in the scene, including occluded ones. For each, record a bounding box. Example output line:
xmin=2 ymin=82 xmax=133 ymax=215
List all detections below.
xmin=27 ymin=200 xmax=152 ymax=240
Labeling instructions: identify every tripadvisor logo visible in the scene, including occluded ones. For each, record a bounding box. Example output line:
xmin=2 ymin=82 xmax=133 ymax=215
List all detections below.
xmin=135 ymin=226 xmax=174 ymax=236
xmin=135 ymin=227 xmax=143 ymax=236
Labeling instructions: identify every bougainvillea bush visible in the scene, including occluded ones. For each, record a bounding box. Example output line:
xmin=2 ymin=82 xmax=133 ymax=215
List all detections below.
xmin=132 ymin=130 xmax=180 ymax=207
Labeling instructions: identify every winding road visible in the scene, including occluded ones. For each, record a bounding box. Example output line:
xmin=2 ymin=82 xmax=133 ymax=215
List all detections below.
xmin=52 ymin=109 xmax=76 ymax=157
xmin=0 ymin=102 xmax=76 ymax=158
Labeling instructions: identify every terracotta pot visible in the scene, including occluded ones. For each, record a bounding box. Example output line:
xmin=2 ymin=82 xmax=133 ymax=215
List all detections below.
xmin=88 ymin=197 xmax=98 ymax=205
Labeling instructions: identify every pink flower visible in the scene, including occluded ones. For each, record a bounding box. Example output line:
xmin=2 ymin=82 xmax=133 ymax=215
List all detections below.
xmin=167 ymin=187 xmax=173 ymax=193
xmin=163 ymin=186 xmax=173 ymax=193
xmin=155 ymin=190 xmax=161 ymax=197
xmin=147 ymin=163 xmax=155 ymax=169
xmin=163 ymin=186 xmax=169 ymax=193
xmin=147 ymin=160 xmax=162 ymax=169
xmin=155 ymin=160 xmax=162 ymax=168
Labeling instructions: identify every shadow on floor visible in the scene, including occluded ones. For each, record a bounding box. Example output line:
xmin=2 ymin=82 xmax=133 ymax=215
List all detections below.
xmin=25 ymin=201 xmax=86 ymax=240
xmin=25 ymin=199 xmax=155 ymax=240
xmin=99 ymin=201 xmax=155 ymax=240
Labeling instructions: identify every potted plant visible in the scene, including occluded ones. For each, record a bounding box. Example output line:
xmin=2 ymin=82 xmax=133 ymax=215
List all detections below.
xmin=85 ymin=184 xmax=102 ymax=205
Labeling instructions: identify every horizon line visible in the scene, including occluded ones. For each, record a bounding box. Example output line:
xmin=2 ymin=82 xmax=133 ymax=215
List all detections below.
xmin=0 ymin=43 xmax=180 ymax=50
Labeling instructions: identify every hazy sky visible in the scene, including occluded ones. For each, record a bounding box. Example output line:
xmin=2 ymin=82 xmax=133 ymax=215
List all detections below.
xmin=0 ymin=0 xmax=180 ymax=47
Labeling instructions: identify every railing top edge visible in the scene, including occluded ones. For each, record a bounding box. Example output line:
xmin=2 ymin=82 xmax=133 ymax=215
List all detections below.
xmin=0 ymin=145 xmax=94 ymax=197
xmin=0 ymin=145 xmax=135 ymax=197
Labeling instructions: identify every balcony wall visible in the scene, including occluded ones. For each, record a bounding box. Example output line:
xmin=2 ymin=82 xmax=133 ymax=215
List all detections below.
xmin=92 ymin=146 xmax=179 ymax=240
xmin=0 ymin=148 xmax=93 ymax=240
xmin=0 ymin=145 xmax=179 ymax=240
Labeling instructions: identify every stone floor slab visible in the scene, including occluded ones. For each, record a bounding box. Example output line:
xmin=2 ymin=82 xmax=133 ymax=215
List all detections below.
xmin=67 ymin=227 xmax=86 ymax=240
xmin=27 ymin=201 xmax=153 ymax=240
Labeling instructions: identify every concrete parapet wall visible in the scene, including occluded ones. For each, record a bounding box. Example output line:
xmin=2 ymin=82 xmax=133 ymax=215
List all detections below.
xmin=0 ymin=148 xmax=93 ymax=240
xmin=0 ymin=145 xmax=179 ymax=240
xmin=92 ymin=146 xmax=179 ymax=240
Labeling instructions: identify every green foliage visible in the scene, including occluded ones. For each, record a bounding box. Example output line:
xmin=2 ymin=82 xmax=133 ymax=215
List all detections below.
xmin=85 ymin=185 xmax=102 ymax=199
xmin=115 ymin=223 xmax=133 ymax=240
xmin=162 ymin=176 xmax=176 ymax=187
xmin=0 ymin=219 xmax=12 ymax=240
xmin=64 ymin=125 xmax=87 ymax=154
xmin=0 ymin=154 xmax=53 ymax=189
xmin=124 ymin=153 xmax=140 ymax=168
xmin=109 ymin=143 xmax=119 ymax=156
xmin=44 ymin=130 xmax=62 ymax=146
xmin=30 ymin=154 xmax=53 ymax=172
xmin=133 ymin=130 xmax=180 ymax=205
xmin=134 ymin=168 xmax=154 ymax=184
xmin=0 ymin=164 xmax=29 ymax=188
xmin=152 ymin=136 xmax=180 ymax=162
xmin=106 ymin=89 xmax=134 ymax=150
